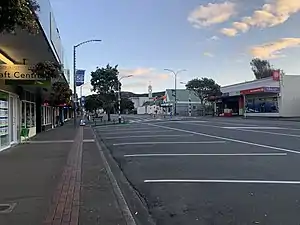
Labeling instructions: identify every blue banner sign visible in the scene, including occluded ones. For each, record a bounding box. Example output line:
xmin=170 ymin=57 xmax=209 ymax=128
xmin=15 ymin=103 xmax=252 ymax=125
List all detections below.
xmin=75 ymin=69 xmax=85 ymax=86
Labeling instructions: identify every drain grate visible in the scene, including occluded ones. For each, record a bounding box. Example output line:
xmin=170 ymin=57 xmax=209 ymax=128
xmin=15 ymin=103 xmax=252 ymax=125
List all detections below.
xmin=0 ymin=203 xmax=17 ymax=214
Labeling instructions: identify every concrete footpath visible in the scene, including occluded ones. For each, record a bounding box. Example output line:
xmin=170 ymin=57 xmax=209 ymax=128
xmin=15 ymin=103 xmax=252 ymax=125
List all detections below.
xmin=0 ymin=121 xmax=126 ymax=225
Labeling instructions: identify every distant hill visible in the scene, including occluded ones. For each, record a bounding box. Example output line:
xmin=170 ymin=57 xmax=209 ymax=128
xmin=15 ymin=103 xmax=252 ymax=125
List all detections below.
xmin=121 ymin=91 xmax=165 ymax=98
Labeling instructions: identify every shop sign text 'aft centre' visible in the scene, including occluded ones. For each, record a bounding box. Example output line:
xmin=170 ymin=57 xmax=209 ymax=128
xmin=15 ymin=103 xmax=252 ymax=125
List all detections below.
xmin=0 ymin=65 xmax=45 ymax=80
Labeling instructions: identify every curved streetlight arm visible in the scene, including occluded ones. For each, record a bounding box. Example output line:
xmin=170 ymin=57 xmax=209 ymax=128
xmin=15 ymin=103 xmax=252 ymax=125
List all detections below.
xmin=75 ymin=39 xmax=102 ymax=48
xmin=119 ymin=75 xmax=133 ymax=81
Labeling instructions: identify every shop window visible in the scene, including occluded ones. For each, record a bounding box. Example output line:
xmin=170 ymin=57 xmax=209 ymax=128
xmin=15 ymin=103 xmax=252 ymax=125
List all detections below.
xmin=246 ymin=96 xmax=278 ymax=113
xmin=0 ymin=91 xmax=9 ymax=149
xmin=41 ymin=106 xmax=53 ymax=125
xmin=21 ymin=101 xmax=36 ymax=128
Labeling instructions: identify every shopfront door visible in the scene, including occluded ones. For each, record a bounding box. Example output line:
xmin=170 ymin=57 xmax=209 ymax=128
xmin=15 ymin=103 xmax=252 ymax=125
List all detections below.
xmin=9 ymin=95 xmax=19 ymax=144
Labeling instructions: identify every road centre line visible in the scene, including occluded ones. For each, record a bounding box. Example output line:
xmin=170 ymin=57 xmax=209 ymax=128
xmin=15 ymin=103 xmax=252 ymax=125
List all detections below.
xmin=124 ymin=153 xmax=287 ymax=157
xmin=113 ymin=141 xmax=226 ymax=146
xmin=145 ymin=123 xmax=300 ymax=154
xmin=105 ymin=134 xmax=194 ymax=139
xmin=144 ymin=179 xmax=300 ymax=184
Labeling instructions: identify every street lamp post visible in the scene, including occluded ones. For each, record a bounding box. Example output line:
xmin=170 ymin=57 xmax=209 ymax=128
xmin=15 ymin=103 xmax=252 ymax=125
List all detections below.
xmin=73 ymin=39 xmax=101 ymax=128
xmin=180 ymin=81 xmax=192 ymax=117
xmin=118 ymin=75 xmax=133 ymax=123
xmin=164 ymin=69 xmax=186 ymax=115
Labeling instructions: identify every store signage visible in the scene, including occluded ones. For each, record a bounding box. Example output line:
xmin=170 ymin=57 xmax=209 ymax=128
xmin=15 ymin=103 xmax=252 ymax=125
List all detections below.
xmin=240 ymin=87 xmax=264 ymax=95
xmin=0 ymin=65 xmax=45 ymax=80
xmin=264 ymin=87 xmax=280 ymax=93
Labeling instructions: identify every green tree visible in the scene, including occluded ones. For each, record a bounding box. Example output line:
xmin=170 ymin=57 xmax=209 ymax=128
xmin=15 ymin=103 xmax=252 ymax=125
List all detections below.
xmin=114 ymin=97 xmax=134 ymax=113
xmin=90 ymin=64 xmax=120 ymax=121
xmin=0 ymin=0 xmax=40 ymax=34
xmin=250 ymin=58 xmax=274 ymax=79
xmin=186 ymin=78 xmax=221 ymax=105
xmin=49 ymin=82 xmax=72 ymax=106
xmin=85 ymin=94 xmax=103 ymax=113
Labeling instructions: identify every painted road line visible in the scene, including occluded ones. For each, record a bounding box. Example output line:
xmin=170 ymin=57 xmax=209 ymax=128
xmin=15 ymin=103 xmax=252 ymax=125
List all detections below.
xmin=236 ymin=128 xmax=300 ymax=138
xmin=144 ymin=179 xmax=300 ymax=184
xmin=28 ymin=140 xmax=74 ymax=144
xmin=105 ymin=134 xmax=194 ymax=139
xmin=124 ymin=153 xmax=287 ymax=157
xmin=101 ymin=130 xmax=173 ymax=135
xmin=222 ymin=126 xmax=284 ymax=130
xmin=113 ymin=141 xmax=226 ymax=146
xmin=98 ymin=127 xmax=159 ymax=132
xmin=83 ymin=139 xmax=95 ymax=143
xmin=146 ymin=123 xmax=300 ymax=154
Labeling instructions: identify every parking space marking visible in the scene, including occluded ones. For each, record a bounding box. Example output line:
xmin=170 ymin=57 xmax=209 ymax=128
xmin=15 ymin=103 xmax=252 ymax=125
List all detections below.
xmin=124 ymin=153 xmax=287 ymax=157
xmin=234 ymin=128 xmax=300 ymax=138
xmin=100 ymin=130 xmax=173 ymax=135
xmin=223 ymin=126 xmax=283 ymax=130
xmin=146 ymin=123 xmax=300 ymax=154
xmin=113 ymin=141 xmax=226 ymax=146
xmin=144 ymin=179 xmax=300 ymax=184
xmin=105 ymin=134 xmax=194 ymax=139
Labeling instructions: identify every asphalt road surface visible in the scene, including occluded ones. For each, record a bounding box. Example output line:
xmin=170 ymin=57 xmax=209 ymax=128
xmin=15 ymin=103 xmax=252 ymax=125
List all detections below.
xmin=95 ymin=116 xmax=300 ymax=225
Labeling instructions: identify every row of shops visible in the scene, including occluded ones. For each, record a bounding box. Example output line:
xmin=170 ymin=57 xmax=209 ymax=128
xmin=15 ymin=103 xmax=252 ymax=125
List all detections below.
xmin=0 ymin=0 xmax=72 ymax=151
xmin=213 ymin=73 xmax=300 ymax=117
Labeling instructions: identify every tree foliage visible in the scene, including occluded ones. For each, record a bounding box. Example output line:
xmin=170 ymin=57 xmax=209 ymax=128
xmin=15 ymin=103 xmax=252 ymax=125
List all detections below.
xmin=186 ymin=78 xmax=221 ymax=105
xmin=114 ymin=97 xmax=134 ymax=113
xmin=90 ymin=64 xmax=120 ymax=121
xmin=30 ymin=61 xmax=62 ymax=79
xmin=49 ymin=82 xmax=72 ymax=106
xmin=250 ymin=58 xmax=275 ymax=79
xmin=0 ymin=0 xmax=40 ymax=34
xmin=84 ymin=94 xmax=103 ymax=112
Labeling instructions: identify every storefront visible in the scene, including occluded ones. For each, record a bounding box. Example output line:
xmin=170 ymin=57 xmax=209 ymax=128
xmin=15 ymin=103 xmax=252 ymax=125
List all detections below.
xmin=217 ymin=75 xmax=300 ymax=118
xmin=0 ymin=90 xmax=20 ymax=151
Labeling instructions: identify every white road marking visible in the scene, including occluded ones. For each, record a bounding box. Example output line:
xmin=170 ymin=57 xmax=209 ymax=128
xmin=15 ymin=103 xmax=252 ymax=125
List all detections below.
xmin=223 ymin=126 xmax=284 ymax=130
xmin=113 ymin=141 xmax=226 ymax=146
xmin=124 ymin=153 xmax=287 ymax=157
xmin=28 ymin=140 xmax=74 ymax=143
xmin=105 ymin=134 xmax=194 ymax=139
xmin=101 ymin=130 xmax=173 ymax=135
xmin=175 ymin=121 xmax=208 ymax=123
xmin=83 ymin=139 xmax=95 ymax=142
xmin=98 ymin=127 xmax=158 ymax=132
xmin=235 ymin=128 xmax=300 ymax=138
xmin=146 ymin=123 xmax=300 ymax=154
xmin=144 ymin=179 xmax=300 ymax=184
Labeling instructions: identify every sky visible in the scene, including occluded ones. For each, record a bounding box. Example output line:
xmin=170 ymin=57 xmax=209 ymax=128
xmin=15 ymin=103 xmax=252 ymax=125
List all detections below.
xmin=49 ymin=0 xmax=300 ymax=96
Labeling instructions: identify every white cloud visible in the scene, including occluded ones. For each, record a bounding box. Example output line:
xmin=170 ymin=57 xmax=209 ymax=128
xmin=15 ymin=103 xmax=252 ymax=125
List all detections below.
xmin=225 ymin=0 xmax=300 ymax=37
xmin=220 ymin=28 xmax=238 ymax=37
xmin=233 ymin=22 xmax=249 ymax=32
xmin=209 ymin=36 xmax=220 ymax=41
xmin=203 ymin=52 xmax=215 ymax=57
xmin=188 ymin=1 xmax=236 ymax=27
xmin=119 ymin=67 xmax=154 ymax=76
xmin=250 ymin=38 xmax=300 ymax=59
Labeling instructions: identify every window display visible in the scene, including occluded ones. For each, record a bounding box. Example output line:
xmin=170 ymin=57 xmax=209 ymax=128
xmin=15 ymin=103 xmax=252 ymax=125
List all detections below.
xmin=0 ymin=91 xmax=9 ymax=149
xmin=246 ymin=96 xmax=279 ymax=113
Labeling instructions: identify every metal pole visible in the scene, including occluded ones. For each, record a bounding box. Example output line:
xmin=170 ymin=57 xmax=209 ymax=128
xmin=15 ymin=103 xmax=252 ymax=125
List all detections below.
xmin=174 ymin=72 xmax=177 ymax=116
xmin=73 ymin=46 xmax=77 ymax=128
xmin=118 ymin=82 xmax=121 ymax=123
xmin=188 ymin=89 xmax=192 ymax=117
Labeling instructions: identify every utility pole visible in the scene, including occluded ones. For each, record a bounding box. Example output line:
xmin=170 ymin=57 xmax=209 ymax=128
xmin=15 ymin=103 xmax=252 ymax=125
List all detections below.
xmin=165 ymin=69 xmax=186 ymax=115
xmin=73 ymin=39 xmax=101 ymax=128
